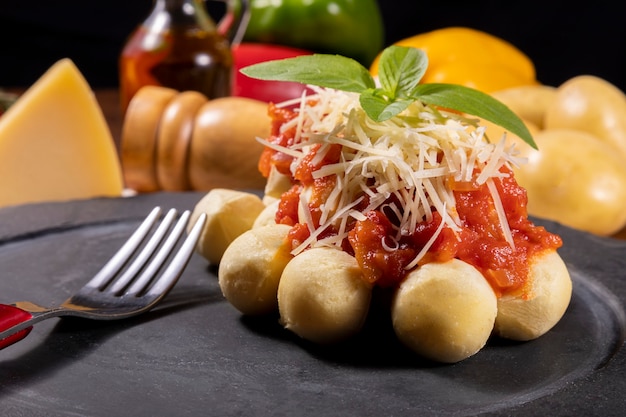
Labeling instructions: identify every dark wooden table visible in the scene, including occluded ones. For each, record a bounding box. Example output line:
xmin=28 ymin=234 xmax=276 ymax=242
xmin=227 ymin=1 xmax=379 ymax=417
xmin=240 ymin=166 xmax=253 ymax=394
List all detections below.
xmin=95 ymin=89 xmax=123 ymax=149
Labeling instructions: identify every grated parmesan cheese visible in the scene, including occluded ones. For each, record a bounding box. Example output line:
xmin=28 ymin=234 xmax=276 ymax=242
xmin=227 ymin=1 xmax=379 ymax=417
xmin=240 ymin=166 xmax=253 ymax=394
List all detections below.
xmin=260 ymin=86 xmax=523 ymax=267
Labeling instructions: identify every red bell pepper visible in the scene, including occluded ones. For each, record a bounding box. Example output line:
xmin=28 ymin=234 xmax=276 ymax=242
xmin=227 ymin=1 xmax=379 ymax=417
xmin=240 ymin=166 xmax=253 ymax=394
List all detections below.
xmin=233 ymin=43 xmax=313 ymax=103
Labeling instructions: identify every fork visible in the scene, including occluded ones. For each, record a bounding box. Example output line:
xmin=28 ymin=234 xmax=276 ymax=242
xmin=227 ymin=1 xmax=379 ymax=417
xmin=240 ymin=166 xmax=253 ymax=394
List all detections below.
xmin=0 ymin=206 xmax=207 ymax=350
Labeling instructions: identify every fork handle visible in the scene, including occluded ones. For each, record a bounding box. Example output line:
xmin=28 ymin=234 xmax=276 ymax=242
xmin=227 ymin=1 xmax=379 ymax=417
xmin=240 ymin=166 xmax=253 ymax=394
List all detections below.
xmin=0 ymin=304 xmax=34 ymax=350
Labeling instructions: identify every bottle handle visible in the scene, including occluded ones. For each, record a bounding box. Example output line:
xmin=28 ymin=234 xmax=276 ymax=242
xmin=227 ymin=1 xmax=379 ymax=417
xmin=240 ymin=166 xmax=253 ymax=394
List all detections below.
xmin=213 ymin=0 xmax=250 ymax=46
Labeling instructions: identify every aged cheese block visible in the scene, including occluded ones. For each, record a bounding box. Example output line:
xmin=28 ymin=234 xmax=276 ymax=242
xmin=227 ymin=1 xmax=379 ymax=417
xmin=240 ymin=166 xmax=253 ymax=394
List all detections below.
xmin=0 ymin=58 xmax=124 ymax=208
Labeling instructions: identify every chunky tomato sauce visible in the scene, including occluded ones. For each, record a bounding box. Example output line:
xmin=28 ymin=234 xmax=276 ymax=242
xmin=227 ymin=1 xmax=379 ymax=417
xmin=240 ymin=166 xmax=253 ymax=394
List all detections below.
xmin=258 ymin=103 xmax=300 ymax=178
xmin=262 ymin=105 xmax=563 ymax=298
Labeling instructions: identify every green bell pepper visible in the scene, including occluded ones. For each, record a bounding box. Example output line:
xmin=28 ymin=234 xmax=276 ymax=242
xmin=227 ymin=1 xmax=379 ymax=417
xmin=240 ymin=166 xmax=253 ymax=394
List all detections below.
xmin=242 ymin=0 xmax=384 ymax=67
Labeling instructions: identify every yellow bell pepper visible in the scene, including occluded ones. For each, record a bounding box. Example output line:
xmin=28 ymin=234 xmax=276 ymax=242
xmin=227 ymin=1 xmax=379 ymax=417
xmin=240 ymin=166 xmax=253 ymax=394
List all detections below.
xmin=370 ymin=27 xmax=537 ymax=93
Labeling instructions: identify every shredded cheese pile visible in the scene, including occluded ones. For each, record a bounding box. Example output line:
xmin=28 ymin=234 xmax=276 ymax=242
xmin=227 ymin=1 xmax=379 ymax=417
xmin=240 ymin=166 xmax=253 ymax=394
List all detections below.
xmin=260 ymin=87 xmax=525 ymax=267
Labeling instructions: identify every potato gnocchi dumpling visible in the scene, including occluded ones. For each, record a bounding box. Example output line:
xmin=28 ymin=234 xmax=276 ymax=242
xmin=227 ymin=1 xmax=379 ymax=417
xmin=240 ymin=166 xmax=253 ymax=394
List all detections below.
xmin=262 ymin=166 xmax=293 ymax=205
xmin=189 ymin=188 xmax=265 ymax=265
xmin=218 ymin=224 xmax=292 ymax=315
xmin=196 ymin=63 xmax=573 ymax=363
xmin=277 ymin=247 xmax=372 ymax=344
xmin=252 ymin=199 xmax=279 ymax=229
xmin=494 ymin=250 xmax=572 ymax=341
xmin=391 ymin=259 xmax=498 ymax=363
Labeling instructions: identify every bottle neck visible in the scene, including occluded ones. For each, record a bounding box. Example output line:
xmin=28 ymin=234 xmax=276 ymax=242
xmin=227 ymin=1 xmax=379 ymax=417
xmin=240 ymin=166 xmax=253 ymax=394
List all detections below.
xmin=149 ymin=0 xmax=216 ymax=31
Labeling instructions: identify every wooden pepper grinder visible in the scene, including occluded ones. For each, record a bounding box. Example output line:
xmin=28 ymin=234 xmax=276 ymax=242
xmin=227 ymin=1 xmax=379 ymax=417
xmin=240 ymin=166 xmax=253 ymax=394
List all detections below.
xmin=119 ymin=0 xmax=249 ymax=114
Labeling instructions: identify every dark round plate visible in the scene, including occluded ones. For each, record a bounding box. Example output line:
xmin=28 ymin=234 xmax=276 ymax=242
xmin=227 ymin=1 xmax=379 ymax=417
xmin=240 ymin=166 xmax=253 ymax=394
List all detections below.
xmin=0 ymin=192 xmax=624 ymax=416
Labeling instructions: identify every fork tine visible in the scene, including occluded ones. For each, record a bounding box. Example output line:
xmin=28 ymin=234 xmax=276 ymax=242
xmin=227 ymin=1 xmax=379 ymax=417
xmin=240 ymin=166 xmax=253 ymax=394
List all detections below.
xmin=108 ymin=208 xmax=179 ymax=294
xmin=124 ymin=210 xmax=195 ymax=295
xmin=86 ymin=207 xmax=163 ymax=290
xmin=144 ymin=211 xmax=207 ymax=297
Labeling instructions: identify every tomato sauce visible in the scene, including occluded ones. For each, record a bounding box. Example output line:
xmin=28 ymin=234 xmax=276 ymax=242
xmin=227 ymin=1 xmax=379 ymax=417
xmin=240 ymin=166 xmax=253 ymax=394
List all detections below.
xmin=266 ymin=106 xmax=563 ymax=298
xmin=258 ymin=104 xmax=300 ymax=178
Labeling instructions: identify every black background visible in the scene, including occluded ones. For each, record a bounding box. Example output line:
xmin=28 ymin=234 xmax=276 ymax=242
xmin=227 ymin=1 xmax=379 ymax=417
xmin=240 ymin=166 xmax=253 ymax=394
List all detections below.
xmin=0 ymin=1 xmax=624 ymax=91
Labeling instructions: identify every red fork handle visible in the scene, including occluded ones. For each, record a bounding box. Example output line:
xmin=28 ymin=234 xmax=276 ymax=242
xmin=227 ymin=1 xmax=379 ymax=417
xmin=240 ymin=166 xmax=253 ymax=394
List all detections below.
xmin=0 ymin=304 xmax=34 ymax=350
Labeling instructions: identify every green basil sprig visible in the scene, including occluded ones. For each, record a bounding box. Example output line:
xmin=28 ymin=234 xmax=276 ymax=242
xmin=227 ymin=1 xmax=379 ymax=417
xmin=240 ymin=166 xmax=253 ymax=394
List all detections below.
xmin=241 ymin=45 xmax=536 ymax=149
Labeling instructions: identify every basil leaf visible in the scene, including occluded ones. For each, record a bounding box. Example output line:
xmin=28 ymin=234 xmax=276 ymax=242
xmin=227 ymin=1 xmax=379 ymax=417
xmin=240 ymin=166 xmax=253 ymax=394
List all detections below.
xmin=412 ymin=83 xmax=537 ymax=149
xmin=378 ymin=46 xmax=427 ymax=99
xmin=240 ymin=54 xmax=376 ymax=93
xmin=360 ymin=90 xmax=412 ymax=122
xmin=240 ymin=45 xmax=537 ymax=149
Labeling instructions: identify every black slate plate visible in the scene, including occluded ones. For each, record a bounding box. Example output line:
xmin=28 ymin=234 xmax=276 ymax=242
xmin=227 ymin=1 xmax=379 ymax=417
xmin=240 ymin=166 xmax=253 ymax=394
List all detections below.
xmin=0 ymin=192 xmax=624 ymax=417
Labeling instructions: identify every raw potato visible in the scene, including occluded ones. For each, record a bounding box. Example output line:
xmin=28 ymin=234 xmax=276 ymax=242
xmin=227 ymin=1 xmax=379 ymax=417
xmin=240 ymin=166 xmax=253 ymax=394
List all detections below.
xmin=278 ymin=247 xmax=372 ymax=344
xmin=494 ymin=250 xmax=572 ymax=341
xmin=391 ymin=259 xmax=497 ymax=363
xmin=480 ymin=117 xmax=539 ymax=158
xmin=491 ymin=84 xmax=557 ymax=129
xmin=218 ymin=224 xmax=292 ymax=315
xmin=544 ymin=75 xmax=626 ymax=159
xmin=513 ymin=128 xmax=626 ymax=236
xmin=189 ymin=188 xmax=266 ymax=264
xmin=188 ymin=97 xmax=270 ymax=191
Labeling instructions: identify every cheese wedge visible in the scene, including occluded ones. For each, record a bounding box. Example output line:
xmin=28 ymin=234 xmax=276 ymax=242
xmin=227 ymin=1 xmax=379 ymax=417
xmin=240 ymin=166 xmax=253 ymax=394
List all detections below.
xmin=0 ymin=58 xmax=124 ymax=207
